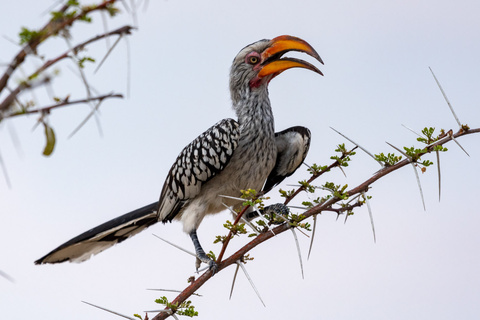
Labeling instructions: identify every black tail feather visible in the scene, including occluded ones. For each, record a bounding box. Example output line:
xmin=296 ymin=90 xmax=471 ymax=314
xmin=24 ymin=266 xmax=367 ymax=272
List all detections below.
xmin=35 ymin=202 xmax=159 ymax=264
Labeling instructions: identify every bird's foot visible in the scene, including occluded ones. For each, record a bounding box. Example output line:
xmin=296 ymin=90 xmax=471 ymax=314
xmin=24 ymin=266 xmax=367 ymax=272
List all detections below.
xmin=195 ymin=253 xmax=218 ymax=274
xmin=190 ymin=229 xmax=217 ymax=274
xmin=262 ymin=203 xmax=290 ymax=224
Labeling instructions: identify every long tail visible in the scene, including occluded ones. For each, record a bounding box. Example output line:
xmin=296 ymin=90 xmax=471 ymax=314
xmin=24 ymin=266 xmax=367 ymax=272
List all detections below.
xmin=35 ymin=202 xmax=159 ymax=264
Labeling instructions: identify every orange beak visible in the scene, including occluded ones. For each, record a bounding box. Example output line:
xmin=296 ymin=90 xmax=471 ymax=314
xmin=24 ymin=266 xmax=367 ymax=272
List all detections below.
xmin=258 ymin=35 xmax=324 ymax=79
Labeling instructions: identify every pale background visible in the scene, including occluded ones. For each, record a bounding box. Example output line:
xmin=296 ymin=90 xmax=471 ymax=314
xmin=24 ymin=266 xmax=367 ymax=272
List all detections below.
xmin=1 ymin=1 xmax=479 ymax=319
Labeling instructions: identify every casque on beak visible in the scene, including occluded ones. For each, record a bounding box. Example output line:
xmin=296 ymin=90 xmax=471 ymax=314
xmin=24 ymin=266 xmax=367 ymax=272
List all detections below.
xmin=258 ymin=35 xmax=324 ymax=79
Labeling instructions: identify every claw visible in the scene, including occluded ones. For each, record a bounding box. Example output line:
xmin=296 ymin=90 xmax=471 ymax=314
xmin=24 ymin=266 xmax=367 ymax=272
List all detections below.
xmin=195 ymin=250 xmax=217 ymax=274
xmin=208 ymin=259 xmax=218 ymax=274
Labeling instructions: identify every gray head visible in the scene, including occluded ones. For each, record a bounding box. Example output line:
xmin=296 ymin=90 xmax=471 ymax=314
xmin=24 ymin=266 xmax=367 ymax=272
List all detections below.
xmin=229 ymin=35 xmax=324 ymax=107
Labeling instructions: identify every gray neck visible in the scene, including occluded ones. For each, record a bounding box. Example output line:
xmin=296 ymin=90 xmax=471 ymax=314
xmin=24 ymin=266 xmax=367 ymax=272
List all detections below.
xmin=232 ymin=86 xmax=275 ymax=138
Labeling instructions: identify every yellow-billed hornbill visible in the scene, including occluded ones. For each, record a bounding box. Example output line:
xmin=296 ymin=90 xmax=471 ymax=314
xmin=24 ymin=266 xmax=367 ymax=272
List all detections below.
xmin=35 ymin=36 xmax=323 ymax=270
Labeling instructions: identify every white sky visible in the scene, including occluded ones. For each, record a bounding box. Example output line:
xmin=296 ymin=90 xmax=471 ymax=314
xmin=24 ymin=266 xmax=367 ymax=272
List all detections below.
xmin=1 ymin=0 xmax=480 ymax=319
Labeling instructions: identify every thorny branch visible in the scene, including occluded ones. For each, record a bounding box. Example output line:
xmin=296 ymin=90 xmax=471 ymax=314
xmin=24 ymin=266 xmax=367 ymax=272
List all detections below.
xmin=284 ymin=146 xmax=358 ymax=205
xmin=0 ymin=25 xmax=133 ymax=113
xmin=152 ymin=126 xmax=479 ymax=320
xmin=0 ymin=0 xmax=119 ymax=98
xmin=2 ymin=93 xmax=123 ymax=120
xmin=0 ymin=0 xmax=133 ymax=164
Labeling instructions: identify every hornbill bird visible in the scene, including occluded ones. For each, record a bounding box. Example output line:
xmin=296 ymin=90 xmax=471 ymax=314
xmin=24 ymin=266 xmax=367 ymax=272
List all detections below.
xmin=35 ymin=35 xmax=323 ymax=270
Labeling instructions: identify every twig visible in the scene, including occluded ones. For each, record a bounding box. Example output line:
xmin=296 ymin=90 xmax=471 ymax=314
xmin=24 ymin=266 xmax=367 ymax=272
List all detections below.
xmin=216 ymin=205 xmax=250 ymax=263
xmin=3 ymin=93 xmax=122 ymax=119
xmin=0 ymin=1 xmax=121 ymax=96
xmin=0 ymin=25 xmax=134 ymax=112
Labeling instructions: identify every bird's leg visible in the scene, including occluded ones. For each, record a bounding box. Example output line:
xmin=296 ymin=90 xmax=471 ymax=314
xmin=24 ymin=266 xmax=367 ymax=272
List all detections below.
xmin=189 ymin=229 xmax=217 ymax=273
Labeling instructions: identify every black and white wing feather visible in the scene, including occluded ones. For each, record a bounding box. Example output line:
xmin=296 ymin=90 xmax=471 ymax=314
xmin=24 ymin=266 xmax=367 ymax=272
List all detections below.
xmin=263 ymin=126 xmax=311 ymax=193
xmin=35 ymin=119 xmax=239 ymax=264
xmin=159 ymin=118 xmax=240 ymax=221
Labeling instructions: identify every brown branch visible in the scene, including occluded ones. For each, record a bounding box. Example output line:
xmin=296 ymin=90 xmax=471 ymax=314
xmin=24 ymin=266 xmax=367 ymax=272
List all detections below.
xmin=0 ymin=23 xmax=133 ymax=112
xmin=152 ymin=127 xmax=479 ymax=320
xmin=0 ymin=0 xmax=118 ymax=97
xmin=2 ymin=93 xmax=123 ymax=120
xmin=344 ymin=127 xmax=480 ymax=199
xmin=216 ymin=205 xmax=250 ymax=263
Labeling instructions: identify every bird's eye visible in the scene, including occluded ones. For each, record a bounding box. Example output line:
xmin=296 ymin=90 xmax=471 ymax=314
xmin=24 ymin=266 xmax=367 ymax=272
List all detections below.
xmin=248 ymin=56 xmax=259 ymax=65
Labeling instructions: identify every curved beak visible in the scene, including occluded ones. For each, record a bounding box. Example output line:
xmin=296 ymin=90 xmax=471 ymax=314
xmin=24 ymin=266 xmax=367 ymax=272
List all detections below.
xmin=258 ymin=35 xmax=324 ymax=79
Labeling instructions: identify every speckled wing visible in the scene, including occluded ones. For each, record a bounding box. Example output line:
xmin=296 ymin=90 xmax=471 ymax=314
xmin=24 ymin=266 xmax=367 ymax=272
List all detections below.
xmin=158 ymin=118 xmax=240 ymax=222
xmin=262 ymin=126 xmax=311 ymax=193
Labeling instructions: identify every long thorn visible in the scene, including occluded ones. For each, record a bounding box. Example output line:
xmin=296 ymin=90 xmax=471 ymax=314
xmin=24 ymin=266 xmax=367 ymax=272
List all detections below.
xmin=429 ymin=67 xmax=462 ymax=128
xmin=338 ymin=165 xmax=347 ymax=178
xmin=229 ymin=263 xmax=240 ymax=300
xmin=436 ymin=150 xmax=441 ymax=202
xmin=251 ymin=203 xmax=276 ymax=236
xmin=362 ymin=192 xmax=376 ymax=243
xmin=290 ymin=229 xmax=304 ymax=279
xmin=0 ymin=149 xmax=12 ymax=188
xmin=449 ymin=131 xmax=470 ymax=157
xmin=82 ymin=301 xmax=138 ymax=320
xmin=152 ymin=234 xmax=196 ymax=257
xmin=222 ymin=203 xmax=259 ymax=234
xmin=346 ymin=193 xmax=362 ymax=204
xmin=411 ymin=163 xmax=426 ymax=211
xmin=330 ymin=127 xmax=384 ymax=167
xmin=302 ymin=162 xmax=312 ymax=170
xmin=94 ymin=35 xmax=123 ymax=74
xmin=124 ymin=24 xmax=132 ymax=98
xmin=288 ymin=205 xmax=309 ymax=210
xmin=68 ymin=99 xmax=103 ymax=139
xmin=0 ymin=270 xmax=14 ymax=283
xmin=218 ymin=194 xmax=245 ymax=202
xmin=385 ymin=141 xmax=411 ymax=160
xmin=143 ymin=310 xmax=177 ymax=320
xmin=307 ymin=215 xmax=317 ymax=260
xmin=252 ymin=203 xmax=273 ymax=226
xmin=401 ymin=124 xmax=422 ymax=137
xmin=237 ymin=261 xmax=266 ymax=307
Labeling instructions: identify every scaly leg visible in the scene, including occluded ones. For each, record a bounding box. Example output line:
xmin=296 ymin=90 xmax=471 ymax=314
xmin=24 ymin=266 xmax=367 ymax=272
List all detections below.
xmin=189 ymin=229 xmax=217 ymax=273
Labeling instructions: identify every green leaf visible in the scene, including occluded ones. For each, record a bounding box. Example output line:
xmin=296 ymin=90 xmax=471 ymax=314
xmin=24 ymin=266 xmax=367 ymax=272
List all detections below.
xmin=42 ymin=123 xmax=56 ymax=156
xmin=133 ymin=314 xmax=143 ymax=320
xmin=18 ymin=27 xmax=42 ymax=45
